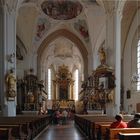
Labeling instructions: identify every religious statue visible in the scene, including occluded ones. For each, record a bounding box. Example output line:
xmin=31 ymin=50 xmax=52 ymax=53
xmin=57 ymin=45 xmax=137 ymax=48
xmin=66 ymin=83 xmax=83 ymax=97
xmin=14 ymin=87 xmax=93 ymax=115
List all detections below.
xmin=98 ymin=47 xmax=106 ymax=65
xmin=6 ymin=69 xmax=16 ymax=98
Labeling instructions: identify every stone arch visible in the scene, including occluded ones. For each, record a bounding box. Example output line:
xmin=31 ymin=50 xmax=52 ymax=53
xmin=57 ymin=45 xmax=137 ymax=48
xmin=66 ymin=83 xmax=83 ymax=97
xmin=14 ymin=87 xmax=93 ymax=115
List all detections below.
xmin=121 ymin=0 xmax=140 ymax=57
xmin=37 ymin=29 xmax=88 ymax=79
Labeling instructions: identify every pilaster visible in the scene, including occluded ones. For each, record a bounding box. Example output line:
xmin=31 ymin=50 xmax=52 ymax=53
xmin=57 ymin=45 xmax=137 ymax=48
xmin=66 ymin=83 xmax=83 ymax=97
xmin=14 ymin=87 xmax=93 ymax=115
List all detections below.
xmin=0 ymin=1 xmax=17 ymax=116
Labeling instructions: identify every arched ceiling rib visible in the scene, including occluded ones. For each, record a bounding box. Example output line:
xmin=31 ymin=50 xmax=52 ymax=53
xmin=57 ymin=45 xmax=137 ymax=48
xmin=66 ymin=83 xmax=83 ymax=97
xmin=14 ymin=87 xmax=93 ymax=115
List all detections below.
xmin=122 ymin=1 xmax=140 ymax=56
xmin=38 ymin=29 xmax=88 ymax=60
xmin=37 ymin=29 xmax=88 ymax=77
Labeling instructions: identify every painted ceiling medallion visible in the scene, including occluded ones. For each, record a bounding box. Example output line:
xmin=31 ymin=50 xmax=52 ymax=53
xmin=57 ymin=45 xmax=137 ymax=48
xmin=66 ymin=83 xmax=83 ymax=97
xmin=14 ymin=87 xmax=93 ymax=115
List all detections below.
xmin=41 ymin=0 xmax=82 ymax=20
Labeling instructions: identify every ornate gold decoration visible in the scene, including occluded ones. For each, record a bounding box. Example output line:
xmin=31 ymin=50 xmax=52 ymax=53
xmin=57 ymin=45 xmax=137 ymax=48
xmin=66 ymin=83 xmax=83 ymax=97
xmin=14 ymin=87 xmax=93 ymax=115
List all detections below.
xmin=54 ymin=64 xmax=73 ymax=100
xmin=6 ymin=69 xmax=16 ymax=99
xmin=57 ymin=64 xmax=72 ymax=79
xmin=98 ymin=47 xmax=106 ymax=65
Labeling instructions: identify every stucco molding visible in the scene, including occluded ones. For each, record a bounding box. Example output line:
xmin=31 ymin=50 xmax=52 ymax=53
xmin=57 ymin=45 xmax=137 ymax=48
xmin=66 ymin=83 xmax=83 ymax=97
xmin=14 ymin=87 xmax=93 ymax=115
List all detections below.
xmin=0 ymin=0 xmax=18 ymax=15
xmin=37 ymin=29 xmax=88 ymax=79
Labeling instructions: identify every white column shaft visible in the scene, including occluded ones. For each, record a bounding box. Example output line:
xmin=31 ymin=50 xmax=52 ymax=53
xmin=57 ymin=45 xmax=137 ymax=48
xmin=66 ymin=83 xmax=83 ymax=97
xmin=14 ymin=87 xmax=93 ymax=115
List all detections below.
xmin=0 ymin=6 xmax=17 ymax=116
xmin=106 ymin=9 xmax=122 ymax=116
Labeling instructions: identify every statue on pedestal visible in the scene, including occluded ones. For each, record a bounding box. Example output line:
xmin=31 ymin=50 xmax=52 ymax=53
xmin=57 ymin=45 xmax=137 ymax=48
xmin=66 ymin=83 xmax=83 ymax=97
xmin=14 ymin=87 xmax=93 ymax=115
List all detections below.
xmin=6 ymin=69 xmax=16 ymax=98
xmin=98 ymin=47 xmax=106 ymax=65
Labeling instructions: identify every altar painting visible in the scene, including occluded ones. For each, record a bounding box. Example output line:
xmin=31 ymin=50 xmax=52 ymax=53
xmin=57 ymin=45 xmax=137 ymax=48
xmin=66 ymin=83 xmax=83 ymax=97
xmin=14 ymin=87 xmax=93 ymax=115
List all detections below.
xmin=59 ymin=79 xmax=68 ymax=100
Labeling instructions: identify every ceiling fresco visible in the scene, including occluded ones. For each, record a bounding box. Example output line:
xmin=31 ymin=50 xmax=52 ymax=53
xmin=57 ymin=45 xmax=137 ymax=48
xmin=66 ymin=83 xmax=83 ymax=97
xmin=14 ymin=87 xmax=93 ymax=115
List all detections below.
xmin=74 ymin=19 xmax=89 ymax=42
xmin=41 ymin=0 xmax=83 ymax=20
xmin=35 ymin=17 xmax=51 ymax=41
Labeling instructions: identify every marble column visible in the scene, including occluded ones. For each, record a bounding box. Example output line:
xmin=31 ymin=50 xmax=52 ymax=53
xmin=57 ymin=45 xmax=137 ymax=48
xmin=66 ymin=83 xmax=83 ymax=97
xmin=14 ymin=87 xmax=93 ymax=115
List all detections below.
xmin=105 ymin=5 xmax=122 ymax=116
xmin=0 ymin=1 xmax=17 ymax=116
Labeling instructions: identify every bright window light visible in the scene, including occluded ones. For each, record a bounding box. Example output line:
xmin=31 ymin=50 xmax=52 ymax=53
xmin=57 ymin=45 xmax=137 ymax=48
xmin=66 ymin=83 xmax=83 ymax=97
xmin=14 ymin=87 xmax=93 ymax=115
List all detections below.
xmin=48 ymin=69 xmax=51 ymax=99
xmin=74 ymin=69 xmax=79 ymax=100
xmin=137 ymin=40 xmax=140 ymax=91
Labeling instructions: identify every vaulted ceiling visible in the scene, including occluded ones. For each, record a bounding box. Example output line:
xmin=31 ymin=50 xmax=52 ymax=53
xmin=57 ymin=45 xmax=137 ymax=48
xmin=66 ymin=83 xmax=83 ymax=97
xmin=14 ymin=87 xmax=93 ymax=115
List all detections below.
xmin=16 ymin=0 xmax=102 ymax=78
xmin=5 ymin=0 xmax=140 ymax=71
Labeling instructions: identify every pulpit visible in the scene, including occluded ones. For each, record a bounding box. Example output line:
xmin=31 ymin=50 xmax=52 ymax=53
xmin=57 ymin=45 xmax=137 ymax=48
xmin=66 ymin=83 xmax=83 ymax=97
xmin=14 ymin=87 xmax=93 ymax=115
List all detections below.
xmin=93 ymin=65 xmax=115 ymax=112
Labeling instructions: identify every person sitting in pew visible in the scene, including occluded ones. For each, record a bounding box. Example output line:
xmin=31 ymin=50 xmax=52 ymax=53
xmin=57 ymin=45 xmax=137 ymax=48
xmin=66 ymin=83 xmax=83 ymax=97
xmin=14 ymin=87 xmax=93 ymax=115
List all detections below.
xmin=127 ymin=113 xmax=140 ymax=128
xmin=110 ymin=114 xmax=127 ymax=128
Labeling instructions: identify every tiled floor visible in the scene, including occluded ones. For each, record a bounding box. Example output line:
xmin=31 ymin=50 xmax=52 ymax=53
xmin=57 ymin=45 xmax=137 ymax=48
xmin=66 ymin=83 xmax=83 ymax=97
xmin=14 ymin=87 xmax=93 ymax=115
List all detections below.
xmin=36 ymin=121 xmax=88 ymax=140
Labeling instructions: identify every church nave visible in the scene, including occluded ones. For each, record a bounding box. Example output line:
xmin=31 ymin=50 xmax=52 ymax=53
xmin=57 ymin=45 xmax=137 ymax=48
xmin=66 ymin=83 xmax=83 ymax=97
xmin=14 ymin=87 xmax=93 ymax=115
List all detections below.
xmin=36 ymin=121 xmax=87 ymax=140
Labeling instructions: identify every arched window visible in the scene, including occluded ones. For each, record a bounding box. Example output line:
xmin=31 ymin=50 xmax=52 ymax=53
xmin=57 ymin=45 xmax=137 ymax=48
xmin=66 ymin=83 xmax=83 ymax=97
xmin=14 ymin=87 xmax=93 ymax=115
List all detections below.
xmin=137 ymin=39 xmax=140 ymax=90
xmin=74 ymin=69 xmax=79 ymax=100
xmin=48 ymin=68 xmax=51 ymax=99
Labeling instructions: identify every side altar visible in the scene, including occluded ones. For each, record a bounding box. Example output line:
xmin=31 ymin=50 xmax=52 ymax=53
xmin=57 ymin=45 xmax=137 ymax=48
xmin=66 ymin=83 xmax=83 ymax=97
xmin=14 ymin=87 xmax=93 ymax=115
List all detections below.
xmin=16 ymin=69 xmax=47 ymax=113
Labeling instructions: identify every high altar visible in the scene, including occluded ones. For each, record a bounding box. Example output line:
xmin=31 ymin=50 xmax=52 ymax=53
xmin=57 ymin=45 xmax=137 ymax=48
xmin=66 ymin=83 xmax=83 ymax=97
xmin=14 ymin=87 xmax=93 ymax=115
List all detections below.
xmin=53 ymin=65 xmax=74 ymax=109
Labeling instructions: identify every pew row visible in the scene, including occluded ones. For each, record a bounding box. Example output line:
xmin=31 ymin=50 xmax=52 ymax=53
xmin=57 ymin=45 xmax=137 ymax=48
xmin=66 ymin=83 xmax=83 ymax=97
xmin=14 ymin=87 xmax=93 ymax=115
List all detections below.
xmin=74 ymin=114 xmax=115 ymax=140
xmin=74 ymin=114 xmax=133 ymax=140
xmin=95 ymin=122 xmax=111 ymax=140
xmin=119 ymin=132 xmax=140 ymax=140
xmin=105 ymin=128 xmax=140 ymax=140
xmin=0 ymin=115 xmax=52 ymax=140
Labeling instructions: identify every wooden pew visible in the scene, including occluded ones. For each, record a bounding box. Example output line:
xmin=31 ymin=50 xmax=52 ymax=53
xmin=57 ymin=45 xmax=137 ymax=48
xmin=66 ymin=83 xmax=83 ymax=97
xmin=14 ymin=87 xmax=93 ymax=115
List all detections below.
xmin=74 ymin=114 xmax=133 ymax=140
xmin=0 ymin=123 xmax=27 ymax=139
xmin=0 ymin=128 xmax=13 ymax=140
xmin=95 ymin=122 xmax=111 ymax=140
xmin=74 ymin=115 xmax=115 ymax=140
xmin=0 ymin=118 xmax=31 ymax=139
xmin=80 ymin=116 xmax=115 ymax=139
xmin=0 ymin=115 xmax=51 ymax=140
xmin=119 ymin=132 xmax=140 ymax=140
xmin=109 ymin=128 xmax=140 ymax=140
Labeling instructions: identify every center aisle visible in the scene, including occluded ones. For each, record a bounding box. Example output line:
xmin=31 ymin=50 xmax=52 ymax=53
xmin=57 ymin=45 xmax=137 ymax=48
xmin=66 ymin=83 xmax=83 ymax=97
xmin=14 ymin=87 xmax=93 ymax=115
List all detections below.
xmin=36 ymin=121 xmax=88 ymax=140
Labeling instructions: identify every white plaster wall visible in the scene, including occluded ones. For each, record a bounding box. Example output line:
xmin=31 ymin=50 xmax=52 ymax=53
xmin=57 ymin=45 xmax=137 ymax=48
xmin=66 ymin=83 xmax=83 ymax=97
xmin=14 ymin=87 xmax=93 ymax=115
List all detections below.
xmin=16 ymin=61 xmax=25 ymax=78
xmin=123 ymin=9 xmax=140 ymax=113
xmin=84 ymin=4 xmax=106 ymax=70
xmin=16 ymin=6 xmax=38 ymax=78
xmin=17 ymin=6 xmax=38 ymax=53
xmin=93 ymin=24 xmax=106 ymax=69
xmin=16 ymin=45 xmax=38 ymax=79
